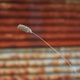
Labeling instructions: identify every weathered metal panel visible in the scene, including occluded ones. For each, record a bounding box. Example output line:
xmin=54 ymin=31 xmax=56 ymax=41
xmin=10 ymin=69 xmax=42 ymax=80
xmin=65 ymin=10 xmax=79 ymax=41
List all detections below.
xmin=0 ymin=18 xmax=80 ymax=25
xmin=0 ymin=25 xmax=80 ymax=33
xmin=0 ymin=1 xmax=80 ymax=47
xmin=0 ymin=0 xmax=80 ymax=4
xmin=0 ymin=47 xmax=79 ymax=80
xmin=0 ymin=4 xmax=80 ymax=11
xmin=0 ymin=33 xmax=80 ymax=40
xmin=0 ymin=11 xmax=80 ymax=18
xmin=0 ymin=40 xmax=80 ymax=47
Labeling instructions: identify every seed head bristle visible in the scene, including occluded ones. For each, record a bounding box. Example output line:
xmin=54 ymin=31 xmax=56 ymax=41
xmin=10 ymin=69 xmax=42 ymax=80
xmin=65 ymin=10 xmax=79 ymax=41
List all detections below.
xmin=18 ymin=24 xmax=32 ymax=33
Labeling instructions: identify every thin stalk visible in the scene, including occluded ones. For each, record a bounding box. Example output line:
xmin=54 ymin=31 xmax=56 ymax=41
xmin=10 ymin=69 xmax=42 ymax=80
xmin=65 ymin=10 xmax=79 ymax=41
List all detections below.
xmin=32 ymin=32 xmax=80 ymax=78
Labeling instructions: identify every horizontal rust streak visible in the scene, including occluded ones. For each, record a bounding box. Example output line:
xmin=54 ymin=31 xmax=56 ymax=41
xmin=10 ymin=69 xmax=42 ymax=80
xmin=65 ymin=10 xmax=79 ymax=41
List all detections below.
xmin=0 ymin=59 xmax=79 ymax=68
xmin=0 ymin=4 xmax=80 ymax=11
xmin=0 ymin=33 xmax=80 ymax=40
xmin=0 ymin=11 xmax=80 ymax=19
xmin=0 ymin=19 xmax=80 ymax=25
xmin=0 ymin=52 xmax=80 ymax=60
xmin=0 ymin=40 xmax=80 ymax=47
xmin=0 ymin=1 xmax=80 ymax=47
xmin=0 ymin=25 xmax=80 ymax=33
xmin=0 ymin=74 xmax=79 ymax=80
xmin=0 ymin=0 xmax=66 ymax=3
xmin=0 ymin=0 xmax=80 ymax=4
xmin=0 ymin=67 xmax=79 ymax=75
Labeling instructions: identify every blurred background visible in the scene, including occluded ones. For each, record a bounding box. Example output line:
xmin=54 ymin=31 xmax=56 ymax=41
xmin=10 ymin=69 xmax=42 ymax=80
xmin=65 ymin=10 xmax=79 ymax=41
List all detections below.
xmin=0 ymin=0 xmax=80 ymax=80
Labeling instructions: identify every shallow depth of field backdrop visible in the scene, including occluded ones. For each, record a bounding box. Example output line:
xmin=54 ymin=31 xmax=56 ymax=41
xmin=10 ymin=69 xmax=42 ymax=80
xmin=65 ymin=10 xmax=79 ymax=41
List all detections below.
xmin=0 ymin=0 xmax=80 ymax=80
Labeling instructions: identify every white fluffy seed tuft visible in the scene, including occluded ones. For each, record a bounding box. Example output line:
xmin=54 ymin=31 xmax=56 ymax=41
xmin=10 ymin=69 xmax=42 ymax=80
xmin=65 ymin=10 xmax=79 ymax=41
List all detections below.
xmin=18 ymin=24 xmax=32 ymax=33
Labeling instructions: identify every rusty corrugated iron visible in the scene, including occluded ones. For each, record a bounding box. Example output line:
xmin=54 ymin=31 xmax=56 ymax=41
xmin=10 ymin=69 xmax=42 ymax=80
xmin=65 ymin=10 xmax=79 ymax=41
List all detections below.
xmin=0 ymin=74 xmax=79 ymax=80
xmin=0 ymin=47 xmax=80 ymax=80
xmin=0 ymin=33 xmax=80 ymax=40
xmin=0 ymin=4 xmax=80 ymax=11
xmin=0 ymin=11 xmax=80 ymax=18
xmin=0 ymin=18 xmax=80 ymax=25
xmin=0 ymin=25 xmax=80 ymax=33
xmin=0 ymin=59 xmax=80 ymax=68
xmin=0 ymin=1 xmax=80 ymax=47
xmin=0 ymin=40 xmax=80 ymax=47
xmin=0 ymin=52 xmax=80 ymax=60
xmin=0 ymin=0 xmax=80 ymax=80
xmin=0 ymin=0 xmax=80 ymax=4
xmin=0 ymin=67 xmax=80 ymax=75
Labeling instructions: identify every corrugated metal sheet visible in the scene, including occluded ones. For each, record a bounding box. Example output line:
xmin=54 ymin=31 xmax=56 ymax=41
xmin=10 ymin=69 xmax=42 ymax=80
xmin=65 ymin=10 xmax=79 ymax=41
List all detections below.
xmin=0 ymin=74 xmax=79 ymax=80
xmin=0 ymin=1 xmax=80 ymax=80
xmin=0 ymin=0 xmax=80 ymax=4
xmin=0 ymin=47 xmax=80 ymax=80
xmin=0 ymin=0 xmax=80 ymax=47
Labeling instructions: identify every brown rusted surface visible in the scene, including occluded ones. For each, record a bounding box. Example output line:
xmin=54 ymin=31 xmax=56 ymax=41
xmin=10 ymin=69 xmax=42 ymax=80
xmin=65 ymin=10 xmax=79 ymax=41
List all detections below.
xmin=0 ymin=0 xmax=66 ymax=3
xmin=0 ymin=18 xmax=80 ymax=25
xmin=0 ymin=25 xmax=80 ymax=33
xmin=0 ymin=1 xmax=80 ymax=47
xmin=0 ymin=50 xmax=80 ymax=60
xmin=0 ymin=0 xmax=80 ymax=78
xmin=0 ymin=40 xmax=80 ymax=48
xmin=0 ymin=4 xmax=80 ymax=11
xmin=0 ymin=74 xmax=79 ymax=80
xmin=0 ymin=67 xmax=79 ymax=75
xmin=0 ymin=33 xmax=80 ymax=40
xmin=64 ymin=60 xmax=72 ymax=65
xmin=0 ymin=0 xmax=80 ymax=4
xmin=0 ymin=11 xmax=80 ymax=19
xmin=0 ymin=58 xmax=80 ymax=68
